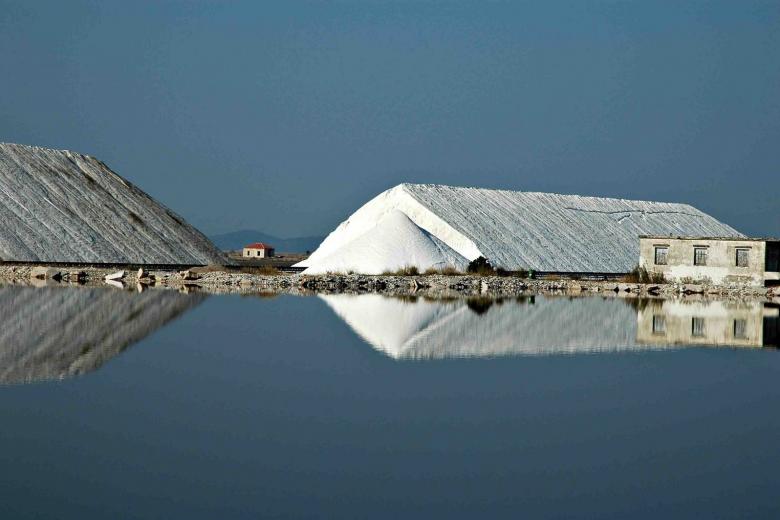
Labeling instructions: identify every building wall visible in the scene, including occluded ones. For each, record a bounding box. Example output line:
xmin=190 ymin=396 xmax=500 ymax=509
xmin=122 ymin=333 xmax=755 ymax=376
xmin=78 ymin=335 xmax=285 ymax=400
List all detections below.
xmin=636 ymin=300 xmax=774 ymax=348
xmin=243 ymin=248 xmax=268 ymax=258
xmin=639 ymin=238 xmax=768 ymax=286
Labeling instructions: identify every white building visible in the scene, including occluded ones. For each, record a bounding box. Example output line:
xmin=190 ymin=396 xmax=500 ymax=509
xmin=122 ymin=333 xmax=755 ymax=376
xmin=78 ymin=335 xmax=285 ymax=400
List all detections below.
xmin=639 ymin=236 xmax=780 ymax=286
xmin=242 ymin=242 xmax=275 ymax=258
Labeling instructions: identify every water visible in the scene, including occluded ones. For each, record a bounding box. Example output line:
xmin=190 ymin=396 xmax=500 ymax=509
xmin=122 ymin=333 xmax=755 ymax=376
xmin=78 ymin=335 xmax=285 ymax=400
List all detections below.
xmin=1 ymin=285 xmax=779 ymax=519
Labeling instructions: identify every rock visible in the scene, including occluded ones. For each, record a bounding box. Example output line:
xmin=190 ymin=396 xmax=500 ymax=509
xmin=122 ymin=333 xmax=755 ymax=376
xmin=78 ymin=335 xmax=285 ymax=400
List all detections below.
xmin=105 ymin=270 xmax=125 ymax=281
xmin=68 ymin=270 xmax=86 ymax=283
xmin=105 ymin=279 xmax=124 ymax=289
xmin=30 ymin=267 xmax=62 ymax=281
xmin=617 ymin=283 xmax=635 ymax=293
xmin=179 ymin=270 xmax=200 ymax=281
xmin=683 ymin=284 xmax=704 ymax=294
xmin=30 ymin=276 xmax=58 ymax=287
xmin=602 ymin=283 xmax=619 ymax=292
xmin=137 ymin=267 xmax=148 ymax=279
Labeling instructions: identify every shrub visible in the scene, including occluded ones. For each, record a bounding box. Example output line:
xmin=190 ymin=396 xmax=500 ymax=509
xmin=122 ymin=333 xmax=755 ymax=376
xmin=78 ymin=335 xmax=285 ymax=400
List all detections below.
xmin=466 ymin=297 xmax=494 ymax=315
xmin=624 ymin=266 xmax=666 ymax=284
xmin=467 ymin=256 xmax=496 ymax=276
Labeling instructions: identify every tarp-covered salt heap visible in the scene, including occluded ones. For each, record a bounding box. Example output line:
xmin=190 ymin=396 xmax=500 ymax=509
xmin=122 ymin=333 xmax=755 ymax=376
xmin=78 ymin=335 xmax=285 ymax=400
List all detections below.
xmin=0 ymin=143 xmax=224 ymax=264
xmin=297 ymin=183 xmax=742 ymax=274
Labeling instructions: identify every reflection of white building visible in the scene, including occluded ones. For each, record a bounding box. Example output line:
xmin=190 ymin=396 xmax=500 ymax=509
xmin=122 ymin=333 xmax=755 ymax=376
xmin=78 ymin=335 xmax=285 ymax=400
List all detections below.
xmin=321 ymin=294 xmax=642 ymax=359
xmin=636 ymin=300 xmax=780 ymax=348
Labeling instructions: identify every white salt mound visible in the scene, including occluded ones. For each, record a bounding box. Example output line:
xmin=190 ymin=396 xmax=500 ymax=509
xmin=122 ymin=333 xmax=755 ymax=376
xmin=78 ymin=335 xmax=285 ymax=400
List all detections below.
xmin=301 ymin=210 xmax=468 ymax=275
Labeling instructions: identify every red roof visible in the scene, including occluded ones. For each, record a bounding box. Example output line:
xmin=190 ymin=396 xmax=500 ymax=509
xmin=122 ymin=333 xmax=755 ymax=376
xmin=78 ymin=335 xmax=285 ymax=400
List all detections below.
xmin=244 ymin=242 xmax=274 ymax=249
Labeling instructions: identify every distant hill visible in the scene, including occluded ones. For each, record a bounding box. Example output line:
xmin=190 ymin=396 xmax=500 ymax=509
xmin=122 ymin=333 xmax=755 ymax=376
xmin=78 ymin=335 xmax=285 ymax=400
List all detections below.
xmin=209 ymin=230 xmax=324 ymax=253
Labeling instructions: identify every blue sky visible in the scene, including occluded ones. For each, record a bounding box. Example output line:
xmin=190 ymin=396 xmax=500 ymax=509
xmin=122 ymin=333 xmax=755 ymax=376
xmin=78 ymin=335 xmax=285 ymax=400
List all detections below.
xmin=1 ymin=0 xmax=778 ymax=237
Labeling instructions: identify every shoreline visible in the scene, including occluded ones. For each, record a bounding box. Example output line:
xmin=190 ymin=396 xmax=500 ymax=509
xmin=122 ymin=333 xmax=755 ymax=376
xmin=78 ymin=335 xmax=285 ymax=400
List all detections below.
xmin=1 ymin=263 xmax=778 ymax=302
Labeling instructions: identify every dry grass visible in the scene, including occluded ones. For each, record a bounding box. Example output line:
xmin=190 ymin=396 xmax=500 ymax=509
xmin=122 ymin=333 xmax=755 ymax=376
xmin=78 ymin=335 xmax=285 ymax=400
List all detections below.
xmin=382 ymin=266 xmax=419 ymax=276
xmin=252 ymin=266 xmax=281 ymax=275
xmin=422 ymin=266 xmax=462 ymax=276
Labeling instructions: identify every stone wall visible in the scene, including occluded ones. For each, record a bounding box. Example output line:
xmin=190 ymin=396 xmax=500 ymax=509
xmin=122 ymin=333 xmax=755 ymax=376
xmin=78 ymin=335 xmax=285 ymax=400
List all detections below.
xmin=640 ymin=237 xmax=770 ymax=286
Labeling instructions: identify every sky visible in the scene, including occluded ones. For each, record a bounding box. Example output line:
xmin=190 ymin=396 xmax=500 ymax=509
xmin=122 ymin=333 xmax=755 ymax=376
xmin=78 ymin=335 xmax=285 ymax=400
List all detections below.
xmin=1 ymin=0 xmax=778 ymax=238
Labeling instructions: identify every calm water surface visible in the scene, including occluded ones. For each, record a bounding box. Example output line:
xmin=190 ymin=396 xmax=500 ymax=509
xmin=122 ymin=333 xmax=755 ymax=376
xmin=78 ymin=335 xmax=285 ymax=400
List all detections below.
xmin=0 ymin=286 xmax=779 ymax=519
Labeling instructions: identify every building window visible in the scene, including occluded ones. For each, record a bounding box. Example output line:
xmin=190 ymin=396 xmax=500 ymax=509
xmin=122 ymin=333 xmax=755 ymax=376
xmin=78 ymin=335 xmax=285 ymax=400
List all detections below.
xmin=692 ymin=317 xmax=705 ymax=337
xmin=693 ymin=247 xmax=708 ymax=266
xmin=654 ymin=246 xmax=669 ymax=265
xmin=736 ymin=248 xmax=749 ymax=268
xmin=652 ymin=315 xmax=666 ymax=335
xmin=734 ymin=319 xmax=747 ymax=339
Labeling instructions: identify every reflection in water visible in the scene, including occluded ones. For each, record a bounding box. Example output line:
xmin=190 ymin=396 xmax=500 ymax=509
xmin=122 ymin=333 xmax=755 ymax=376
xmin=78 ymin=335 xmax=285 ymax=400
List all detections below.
xmin=321 ymin=294 xmax=641 ymax=358
xmin=321 ymin=294 xmax=780 ymax=359
xmin=0 ymin=285 xmax=205 ymax=384
xmin=637 ymin=300 xmax=780 ymax=348
xmin=2 ymin=287 xmax=777 ymax=384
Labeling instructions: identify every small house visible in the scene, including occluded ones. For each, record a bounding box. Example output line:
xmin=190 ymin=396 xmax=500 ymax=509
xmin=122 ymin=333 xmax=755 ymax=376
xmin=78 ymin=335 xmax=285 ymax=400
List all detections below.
xmin=639 ymin=236 xmax=780 ymax=287
xmin=243 ymin=242 xmax=275 ymax=258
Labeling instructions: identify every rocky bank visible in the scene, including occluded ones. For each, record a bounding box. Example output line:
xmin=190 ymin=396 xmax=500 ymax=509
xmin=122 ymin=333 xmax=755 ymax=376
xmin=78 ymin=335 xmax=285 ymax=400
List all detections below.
xmin=1 ymin=263 xmax=778 ymax=302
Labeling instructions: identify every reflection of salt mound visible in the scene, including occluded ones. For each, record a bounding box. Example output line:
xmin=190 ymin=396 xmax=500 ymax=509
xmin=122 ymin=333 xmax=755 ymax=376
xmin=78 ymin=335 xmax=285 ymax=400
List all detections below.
xmin=321 ymin=294 xmax=642 ymax=359
xmin=302 ymin=210 xmax=467 ymax=275
xmin=0 ymin=286 xmax=205 ymax=384
xmin=320 ymin=294 xmax=460 ymax=356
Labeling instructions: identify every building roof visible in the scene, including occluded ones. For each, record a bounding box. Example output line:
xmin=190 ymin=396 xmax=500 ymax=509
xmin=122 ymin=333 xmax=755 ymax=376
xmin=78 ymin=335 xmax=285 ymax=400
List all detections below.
xmin=244 ymin=242 xmax=274 ymax=249
xmin=298 ymin=183 xmax=743 ymax=273
xmin=640 ymin=235 xmax=780 ymax=242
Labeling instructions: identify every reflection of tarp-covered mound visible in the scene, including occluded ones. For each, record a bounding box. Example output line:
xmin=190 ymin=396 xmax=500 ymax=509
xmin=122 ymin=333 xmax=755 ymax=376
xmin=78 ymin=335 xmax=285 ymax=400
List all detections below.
xmin=0 ymin=286 xmax=205 ymax=384
xmin=320 ymin=294 xmax=640 ymax=359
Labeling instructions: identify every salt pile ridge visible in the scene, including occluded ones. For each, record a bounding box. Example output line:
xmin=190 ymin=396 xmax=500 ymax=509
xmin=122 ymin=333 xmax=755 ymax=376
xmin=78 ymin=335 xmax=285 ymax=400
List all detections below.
xmin=298 ymin=183 xmax=742 ymax=273
xmin=0 ymin=143 xmax=225 ymax=264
